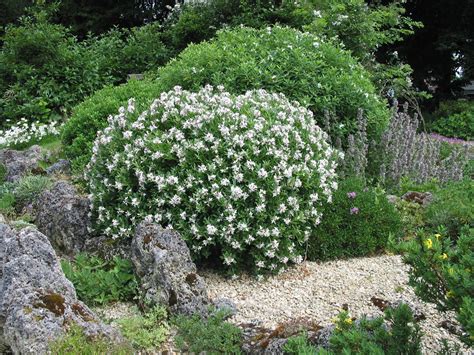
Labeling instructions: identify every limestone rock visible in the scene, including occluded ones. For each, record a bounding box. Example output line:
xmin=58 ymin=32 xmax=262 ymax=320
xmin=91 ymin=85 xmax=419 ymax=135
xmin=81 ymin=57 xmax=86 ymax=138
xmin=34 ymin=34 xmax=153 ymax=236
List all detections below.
xmin=0 ymin=227 xmax=123 ymax=354
xmin=131 ymin=222 xmax=209 ymax=316
xmin=46 ymin=159 xmax=71 ymax=176
xmin=0 ymin=145 xmax=43 ymax=182
xmin=34 ymin=180 xmax=91 ymax=255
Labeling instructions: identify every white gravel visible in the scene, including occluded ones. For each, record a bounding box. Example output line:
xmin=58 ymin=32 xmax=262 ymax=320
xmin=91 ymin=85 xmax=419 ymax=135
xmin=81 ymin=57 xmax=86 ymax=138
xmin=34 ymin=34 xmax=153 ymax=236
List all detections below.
xmin=202 ymin=254 xmax=472 ymax=354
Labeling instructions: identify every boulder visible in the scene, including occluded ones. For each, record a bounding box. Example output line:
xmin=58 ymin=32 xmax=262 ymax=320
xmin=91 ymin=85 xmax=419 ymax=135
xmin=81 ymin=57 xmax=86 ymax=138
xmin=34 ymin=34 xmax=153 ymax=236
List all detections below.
xmin=34 ymin=181 xmax=91 ymax=255
xmin=131 ymin=222 xmax=209 ymax=316
xmin=0 ymin=223 xmax=13 ymax=353
xmin=46 ymin=159 xmax=71 ymax=176
xmin=0 ymin=227 xmax=124 ymax=354
xmin=401 ymin=191 xmax=433 ymax=207
xmin=0 ymin=145 xmax=43 ymax=182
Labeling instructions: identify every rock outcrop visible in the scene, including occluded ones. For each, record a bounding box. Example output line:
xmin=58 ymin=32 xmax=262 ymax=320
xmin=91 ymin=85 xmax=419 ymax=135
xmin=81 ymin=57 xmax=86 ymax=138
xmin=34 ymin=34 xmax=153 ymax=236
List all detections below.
xmin=34 ymin=180 xmax=91 ymax=255
xmin=0 ymin=145 xmax=43 ymax=182
xmin=131 ymin=222 xmax=209 ymax=316
xmin=0 ymin=227 xmax=123 ymax=354
xmin=46 ymin=159 xmax=71 ymax=176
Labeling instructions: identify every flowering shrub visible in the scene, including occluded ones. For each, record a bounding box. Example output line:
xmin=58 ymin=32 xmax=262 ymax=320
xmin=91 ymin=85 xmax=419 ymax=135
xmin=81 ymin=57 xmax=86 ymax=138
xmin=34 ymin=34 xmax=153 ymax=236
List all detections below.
xmin=307 ymin=178 xmax=402 ymax=261
xmin=86 ymin=86 xmax=340 ymax=274
xmin=0 ymin=118 xmax=62 ymax=148
xmin=401 ymin=227 xmax=473 ymax=345
xmin=62 ymin=79 xmax=165 ymax=173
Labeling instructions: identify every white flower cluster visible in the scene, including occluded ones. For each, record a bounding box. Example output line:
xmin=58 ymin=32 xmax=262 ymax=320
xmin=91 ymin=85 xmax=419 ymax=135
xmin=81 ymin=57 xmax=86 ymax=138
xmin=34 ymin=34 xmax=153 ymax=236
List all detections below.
xmin=0 ymin=118 xmax=61 ymax=147
xmin=87 ymin=86 xmax=341 ymax=274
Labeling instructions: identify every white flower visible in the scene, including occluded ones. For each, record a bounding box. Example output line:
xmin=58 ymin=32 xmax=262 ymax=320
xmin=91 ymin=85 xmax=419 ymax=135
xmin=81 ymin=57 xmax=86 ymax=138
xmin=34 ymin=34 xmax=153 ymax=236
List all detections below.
xmin=206 ymin=224 xmax=218 ymax=235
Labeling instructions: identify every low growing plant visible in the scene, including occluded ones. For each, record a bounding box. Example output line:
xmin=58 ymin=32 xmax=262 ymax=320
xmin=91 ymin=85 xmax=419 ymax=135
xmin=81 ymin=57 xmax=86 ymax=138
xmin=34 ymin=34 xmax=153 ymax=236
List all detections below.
xmin=61 ymin=253 xmax=138 ymax=305
xmin=14 ymin=175 xmax=52 ymax=208
xmin=49 ymin=324 xmax=133 ymax=354
xmin=173 ymin=310 xmax=242 ymax=354
xmin=117 ymin=305 xmax=169 ymax=351
xmin=86 ymin=86 xmax=340 ymax=275
xmin=285 ymin=304 xmax=422 ymax=354
xmin=400 ymin=227 xmax=473 ymax=345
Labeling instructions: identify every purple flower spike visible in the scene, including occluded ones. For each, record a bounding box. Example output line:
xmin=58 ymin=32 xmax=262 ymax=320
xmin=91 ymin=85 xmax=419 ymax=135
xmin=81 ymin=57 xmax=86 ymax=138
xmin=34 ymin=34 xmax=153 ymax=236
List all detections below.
xmin=347 ymin=191 xmax=357 ymax=199
xmin=350 ymin=207 xmax=359 ymax=215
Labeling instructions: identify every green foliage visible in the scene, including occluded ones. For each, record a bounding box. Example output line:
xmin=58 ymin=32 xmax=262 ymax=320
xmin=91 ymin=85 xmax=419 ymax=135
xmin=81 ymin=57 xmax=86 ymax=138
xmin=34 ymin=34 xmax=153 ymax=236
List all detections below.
xmin=425 ymin=179 xmax=474 ymax=238
xmin=306 ymin=0 xmax=421 ymax=61
xmin=117 ymin=306 xmax=169 ymax=350
xmin=400 ymin=227 xmax=473 ymax=345
xmin=152 ymin=26 xmax=389 ymax=142
xmin=61 ymin=253 xmax=138 ymax=306
xmin=307 ymin=178 xmax=402 ymax=261
xmin=0 ymin=181 xmax=16 ymax=216
xmin=173 ymin=310 xmax=243 ymax=354
xmin=61 ymin=79 xmax=165 ymax=173
xmin=429 ymin=100 xmax=474 ymax=141
xmin=395 ymin=199 xmax=426 ymax=240
xmin=49 ymin=324 xmax=133 ymax=354
xmin=14 ymin=175 xmax=52 ymax=208
xmin=0 ymin=16 xmax=110 ymax=125
xmin=283 ymin=333 xmax=317 ymax=354
xmin=285 ymin=304 xmax=422 ymax=354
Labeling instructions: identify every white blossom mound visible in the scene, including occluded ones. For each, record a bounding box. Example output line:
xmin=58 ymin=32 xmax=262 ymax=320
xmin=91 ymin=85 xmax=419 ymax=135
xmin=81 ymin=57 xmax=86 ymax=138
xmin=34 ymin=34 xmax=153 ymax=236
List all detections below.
xmin=86 ymin=85 xmax=341 ymax=275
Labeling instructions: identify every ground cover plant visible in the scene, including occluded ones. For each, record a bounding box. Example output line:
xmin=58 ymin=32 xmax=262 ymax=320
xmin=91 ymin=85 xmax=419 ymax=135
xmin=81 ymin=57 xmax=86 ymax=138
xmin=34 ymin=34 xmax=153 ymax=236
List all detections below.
xmin=173 ymin=310 xmax=243 ymax=354
xmin=86 ymin=85 xmax=340 ymax=275
xmin=61 ymin=253 xmax=138 ymax=305
xmin=284 ymin=303 xmax=422 ymax=354
xmin=117 ymin=305 xmax=169 ymax=351
xmin=49 ymin=324 xmax=133 ymax=354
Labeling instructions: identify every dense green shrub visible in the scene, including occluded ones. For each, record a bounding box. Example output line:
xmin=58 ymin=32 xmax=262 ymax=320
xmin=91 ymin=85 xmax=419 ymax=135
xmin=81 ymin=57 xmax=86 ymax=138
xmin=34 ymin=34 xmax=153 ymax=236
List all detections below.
xmin=425 ymin=179 xmax=474 ymax=238
xmin=87 ymin=86 xmax=340 ymax=275
xmin=87 ymin=23 xmax=171 ymax=83
xmin=61 ymin=79 xmax=165 ymax=173
xmin=152 ymin=26 xmax=389 ymax=141
xmin=307 ymin=178 xmax=402 ymax=261
xmin=401 ymin=227 xmax=473 ymax=345
xmin=61 ymin=253 xmax=138 ymax=305
xmin=0 ymin=17 xmax=109 ymax=125
xmin=173 ymin=310 xmax=243 ymax=354
xmin=431 ymin=112 xmax=474 ymax=141
xmin=49 ymin=324 xmax=133 ymax=354
xmin=117 ymin=306 xmax=169 ymax=350
xmin=428 ymin=100 xmax=474 ymax=140
xmin=285 ymin=304 xmax=422 ymax=354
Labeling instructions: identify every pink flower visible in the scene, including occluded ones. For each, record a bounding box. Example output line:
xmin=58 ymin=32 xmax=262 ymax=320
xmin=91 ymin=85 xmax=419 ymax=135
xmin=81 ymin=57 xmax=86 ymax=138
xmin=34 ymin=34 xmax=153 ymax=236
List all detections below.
xmin=350 ymin=207 xmax=359 ymax=215
xmin=347 ymin=191 xmax=357 ymax=199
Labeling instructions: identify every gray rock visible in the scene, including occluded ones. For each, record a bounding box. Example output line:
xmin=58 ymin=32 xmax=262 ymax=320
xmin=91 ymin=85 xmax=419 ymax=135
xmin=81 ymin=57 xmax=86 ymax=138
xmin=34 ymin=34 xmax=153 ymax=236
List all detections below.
xmin=213 ymin=298 xmax=237 ymax=319
xmin=386 ymin=194 xmax=400 ymax=205
xmin=131 ymin=222 xmax=209 ymax=316
xmin=0 ymin=223 xmax=14 ymax=353
xmin=0 ymin=227 xmax=124 ymax=354
xmin=46 ymin=159 xmax=71 ymax=176
xmin=34 ymin=181 xmax=91 ymax=255
xmin=83 ymin=235 xmax=132 ymax=261
xmin=315 ymin=324 xmax=336 ymax=349
xmin=264 ymin=338 xmax=287 ymax=354
xmin=0 ymin=145 xmax=43 ymax=182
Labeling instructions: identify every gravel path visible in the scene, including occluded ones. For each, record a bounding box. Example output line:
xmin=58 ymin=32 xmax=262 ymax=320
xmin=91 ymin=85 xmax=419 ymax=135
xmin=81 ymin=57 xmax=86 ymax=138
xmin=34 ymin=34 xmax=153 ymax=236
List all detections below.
xmin=203 ymin=254 xmax=472 ymax=354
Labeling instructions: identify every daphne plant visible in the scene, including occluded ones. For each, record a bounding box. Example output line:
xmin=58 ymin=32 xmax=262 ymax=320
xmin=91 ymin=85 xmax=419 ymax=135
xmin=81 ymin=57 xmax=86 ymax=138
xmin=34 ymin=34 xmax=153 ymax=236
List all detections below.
xmin=86 ymin=85 xmax=341 ymax=275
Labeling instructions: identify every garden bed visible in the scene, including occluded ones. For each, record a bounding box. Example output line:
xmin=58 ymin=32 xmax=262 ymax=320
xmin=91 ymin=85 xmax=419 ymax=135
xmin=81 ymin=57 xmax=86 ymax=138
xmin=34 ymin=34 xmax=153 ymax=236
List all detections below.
xmin=204 ymin=255 xmax=471 ymax=354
